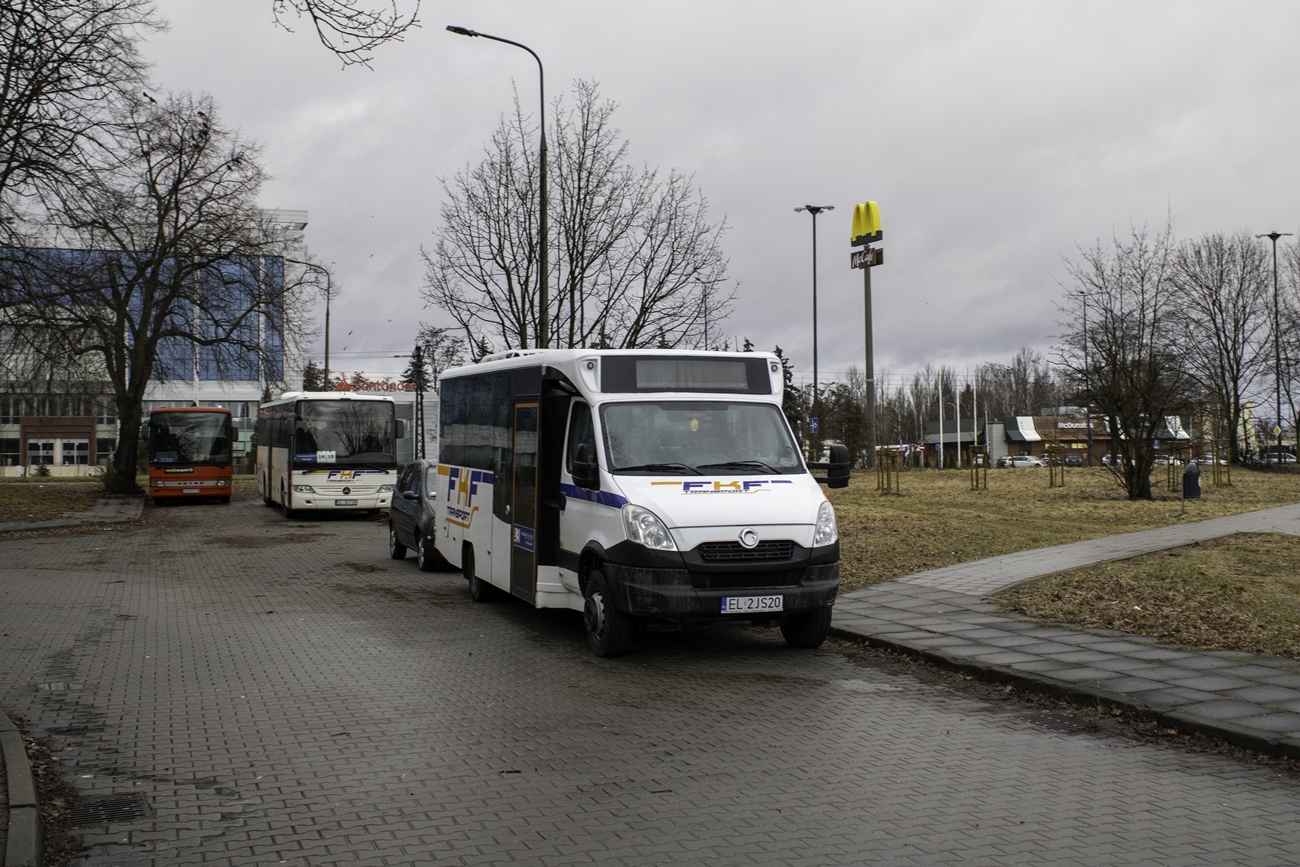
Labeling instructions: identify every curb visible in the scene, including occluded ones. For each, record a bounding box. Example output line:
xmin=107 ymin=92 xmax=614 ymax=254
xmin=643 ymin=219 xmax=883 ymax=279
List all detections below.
xmin=829 ymin=625 xmax=1300 ymax=763
xmin=0 ymin=713 xmax=42 ymax=867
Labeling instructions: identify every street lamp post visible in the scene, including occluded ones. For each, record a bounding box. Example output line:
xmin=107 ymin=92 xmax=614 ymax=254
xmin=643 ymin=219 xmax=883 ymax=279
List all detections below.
xmin=299 ymin=261 xmax=334 ymax=386
xmin=448 ymin=25 xmax=549 ymax=348
xmin=795 ymin=205 xmax=833 ymax=460
xmin=1258 ymin=231 xmax=1293 ymax=464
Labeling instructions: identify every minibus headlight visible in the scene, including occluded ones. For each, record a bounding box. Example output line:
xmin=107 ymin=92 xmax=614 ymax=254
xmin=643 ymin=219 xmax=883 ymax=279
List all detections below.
xmin=377 ymin=484 xmax=394 ymax=493
xmin=622 ymin=505 xmax=677 ymax=551
xmin=814 ymin=501 xmax=838 ymax=547
xmin=293 ymin=485 xmax=315 ymax=493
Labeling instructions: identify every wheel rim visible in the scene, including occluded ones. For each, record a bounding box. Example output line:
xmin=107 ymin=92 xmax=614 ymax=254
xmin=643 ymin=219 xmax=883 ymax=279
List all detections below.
xmin=417 ymin=538 xmax=426 ymax=567
xmin=584 ymin=590 xmax=606 ymax=639
xmin=389 ymin=526 xmax=397 ymax=554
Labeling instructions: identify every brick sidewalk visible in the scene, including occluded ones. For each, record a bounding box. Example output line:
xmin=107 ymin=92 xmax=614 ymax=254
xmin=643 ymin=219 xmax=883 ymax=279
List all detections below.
xmin=832 ymin=503 xmax=1300 ymax=758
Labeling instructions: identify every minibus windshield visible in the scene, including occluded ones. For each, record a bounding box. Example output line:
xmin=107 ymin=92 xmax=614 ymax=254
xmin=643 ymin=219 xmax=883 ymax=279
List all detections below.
xmin=600 ymin=401 xmax=804 ymax=474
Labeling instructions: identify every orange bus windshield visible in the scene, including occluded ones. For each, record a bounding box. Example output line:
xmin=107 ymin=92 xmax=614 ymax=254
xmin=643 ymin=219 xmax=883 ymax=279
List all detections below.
xmin=148 ymin=411 xmax=233 ymax=467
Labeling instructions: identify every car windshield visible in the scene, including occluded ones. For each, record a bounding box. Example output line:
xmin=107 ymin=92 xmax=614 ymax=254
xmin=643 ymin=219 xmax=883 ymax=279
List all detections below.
xmin=149 ymin=411 xmax=231 ymax=465
xmin=295 ymin=400 xmax=395 ymax=467
xmin=600 ymin=401 xmax=803 ymax=474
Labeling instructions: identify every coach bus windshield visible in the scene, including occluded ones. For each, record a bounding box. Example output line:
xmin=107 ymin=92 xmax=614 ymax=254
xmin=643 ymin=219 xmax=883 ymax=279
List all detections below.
xmin=149 ymin=412 xmax=232 ymax=466
xmin=294 ymin=400 xmax=395 ymax=468
xmin=600 ymin=401 xmax=804 ymax=475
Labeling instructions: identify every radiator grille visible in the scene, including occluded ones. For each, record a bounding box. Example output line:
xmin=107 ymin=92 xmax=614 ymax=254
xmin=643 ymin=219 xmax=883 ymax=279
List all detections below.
xmin=697 ymin=540 xmax=793 ymax=562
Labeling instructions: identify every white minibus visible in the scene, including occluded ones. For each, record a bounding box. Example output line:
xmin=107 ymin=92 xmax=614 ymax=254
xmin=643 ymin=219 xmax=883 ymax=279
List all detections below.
xmin=430 ymin=349 xmax=850 ymax=657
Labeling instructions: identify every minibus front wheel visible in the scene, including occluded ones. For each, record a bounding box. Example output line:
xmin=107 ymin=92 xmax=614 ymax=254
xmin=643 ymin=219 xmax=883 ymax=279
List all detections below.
xmin=583 ymin=569 xmax=633 ymax=658
xmin=780 ymin=606 xmax=832 ymax=649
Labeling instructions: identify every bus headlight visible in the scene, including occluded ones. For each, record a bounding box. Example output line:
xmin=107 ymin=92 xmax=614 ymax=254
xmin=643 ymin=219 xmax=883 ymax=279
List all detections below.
xmin=814 ymin=501 xmax=838 ymax=547
xmin=293 ymin=485 xmax=315 ymax=493
xmin=622 ymin=505 xmax=677 ymax=551
xmin=377 ymin=484 xmax=393 ymax=493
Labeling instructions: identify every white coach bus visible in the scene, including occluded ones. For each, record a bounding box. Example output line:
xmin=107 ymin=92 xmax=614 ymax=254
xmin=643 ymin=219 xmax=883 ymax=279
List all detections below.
xmin=430 ymin=349 xmax=850 ymax=657
xmin=257 ymin=392 xmax=404 ymax=517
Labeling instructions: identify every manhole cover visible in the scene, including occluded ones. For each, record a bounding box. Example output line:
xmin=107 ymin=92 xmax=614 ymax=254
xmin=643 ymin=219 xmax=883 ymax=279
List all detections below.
xmin=1020 ymin=712 xmax=1090 ymax=733
xmin=64 ymin=793 xmax=153 ymax=826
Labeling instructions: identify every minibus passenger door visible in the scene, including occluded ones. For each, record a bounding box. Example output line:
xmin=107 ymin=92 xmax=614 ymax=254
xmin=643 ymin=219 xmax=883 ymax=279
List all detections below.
xmin=510 ymin=403 xmax=539 ymax=601
xmin=560 ymin=402 xmax=600 ymax=583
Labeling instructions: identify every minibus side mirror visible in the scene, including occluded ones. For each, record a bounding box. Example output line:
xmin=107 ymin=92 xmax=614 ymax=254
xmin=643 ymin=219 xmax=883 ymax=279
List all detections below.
xmin=396 ymin=419 xmax=408 ymax=439
xmin=809 ymin=443 xmax=852 ymax=489
xmin=825 ymin=443 xmax=852 ymax=488
xmin=572 ymin=443 xmax=600 ymax=491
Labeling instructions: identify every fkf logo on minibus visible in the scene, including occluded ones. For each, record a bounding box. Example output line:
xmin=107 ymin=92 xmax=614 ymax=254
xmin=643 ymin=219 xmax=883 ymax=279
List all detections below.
xmin=439 ymin=466 xmax=492 ymax=507
xmin=653 ymin=479 xmax=795 ymax=494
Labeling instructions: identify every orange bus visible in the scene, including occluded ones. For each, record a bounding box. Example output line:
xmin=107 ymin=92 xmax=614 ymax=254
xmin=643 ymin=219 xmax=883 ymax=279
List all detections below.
xmin=146 ymin=406 xmax=234 ymax=504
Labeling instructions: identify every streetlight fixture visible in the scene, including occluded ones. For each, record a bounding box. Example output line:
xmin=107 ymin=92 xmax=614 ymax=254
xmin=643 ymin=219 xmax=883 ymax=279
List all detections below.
xmin=447 ymin=25 xmax=549 ymax=348
xmin=795 ymin=204 xmax=833 ymax=460
xmin=297 ymin=260 xmax=334 ymax=386
xmin=1257 ymin=231 xmax=1293 ymax=464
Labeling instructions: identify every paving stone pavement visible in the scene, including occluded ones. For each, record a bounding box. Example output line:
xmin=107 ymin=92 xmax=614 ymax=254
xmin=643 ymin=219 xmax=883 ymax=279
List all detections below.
xmin=833 ymin=503 xmax=1300 ymax=759
xmin=2 ymin=500 xmax=1300 ymax=864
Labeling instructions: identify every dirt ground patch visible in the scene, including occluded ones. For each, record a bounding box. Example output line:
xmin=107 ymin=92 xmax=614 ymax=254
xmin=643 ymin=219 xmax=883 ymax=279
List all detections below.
xmin=828 ymin=465 xmax=1300 ymax=591
xmin=994 ymin=532 xmax=1300 ymax=660
xmin=0 ymin=480 xmax=101 ymax=523
xmin=331 ymin=582 xmax=460 ymax=606
xmin=204 ymin=532 xmax=330 ymax=548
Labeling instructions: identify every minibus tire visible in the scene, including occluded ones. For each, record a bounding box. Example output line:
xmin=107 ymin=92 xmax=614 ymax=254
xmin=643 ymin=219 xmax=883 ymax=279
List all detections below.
xmin=388 ymin=522 xmax=407 ymax=559
xmin=584 ymin=569 xmax=633 ymax=658
xmin=465 ymin=547 xmax=497 ymax=602
xmin=780 ymin=607 xmax=832 ymax=649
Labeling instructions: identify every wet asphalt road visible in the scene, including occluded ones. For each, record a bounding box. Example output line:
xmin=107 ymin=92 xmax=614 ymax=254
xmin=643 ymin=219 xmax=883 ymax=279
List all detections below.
xmin=2 ymin=497 xmax=1300 ymax=865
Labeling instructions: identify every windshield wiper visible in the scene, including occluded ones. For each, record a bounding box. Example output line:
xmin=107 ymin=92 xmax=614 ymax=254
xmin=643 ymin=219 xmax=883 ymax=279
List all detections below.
xmin=616 ymin=462 xmax=702 ymax=475
xmin=696 ymin=460 xmax=781 ymax=473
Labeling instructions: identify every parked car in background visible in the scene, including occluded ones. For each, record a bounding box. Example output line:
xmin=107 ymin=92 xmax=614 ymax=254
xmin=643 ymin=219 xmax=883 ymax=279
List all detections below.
xmin=389 ymin=458 xmax=452 ymax=571
xmin=1006 ymin=455 xmax=1046 ymax=468
xmin=1063 ymin=453 xmax=1083 ymax=467
xmin=996 ymin=455 xmax=1012 ymax=468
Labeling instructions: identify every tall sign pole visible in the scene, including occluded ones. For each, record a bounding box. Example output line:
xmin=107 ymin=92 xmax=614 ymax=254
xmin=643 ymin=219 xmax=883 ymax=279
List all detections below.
xmin=851 ymin=201 xmax=883 ymax=469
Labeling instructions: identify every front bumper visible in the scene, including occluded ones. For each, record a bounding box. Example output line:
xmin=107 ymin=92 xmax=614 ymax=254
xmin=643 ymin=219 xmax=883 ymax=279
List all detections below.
xmin=150 ymin=481 xmax=230 ymax=499
xmin=602 ymin=540 xmax=840 ymax=620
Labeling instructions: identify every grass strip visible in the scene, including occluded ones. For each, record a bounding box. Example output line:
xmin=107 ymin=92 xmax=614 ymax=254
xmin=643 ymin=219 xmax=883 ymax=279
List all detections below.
xmin=993 ymin=533 xmax=1300 ymax=660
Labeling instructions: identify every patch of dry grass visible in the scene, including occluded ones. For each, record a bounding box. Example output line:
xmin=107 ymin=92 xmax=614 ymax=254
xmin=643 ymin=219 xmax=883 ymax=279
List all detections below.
xmin=993 ymin=533 xmax=1300 ymax=660
xmin=0 ymin=479 xmax=101 ymax=523
xmin=828 ymin=466 xmax=1300 ymax=592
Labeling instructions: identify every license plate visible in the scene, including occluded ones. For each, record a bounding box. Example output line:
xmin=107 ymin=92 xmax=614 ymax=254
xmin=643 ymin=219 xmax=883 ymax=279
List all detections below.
xmin=182 ymin=488 xmax=200 ymax=494
xmin=334 ymin=499 xmax=357 ymax=506
xmin=721 ymin=595 xmax=783 ymax=614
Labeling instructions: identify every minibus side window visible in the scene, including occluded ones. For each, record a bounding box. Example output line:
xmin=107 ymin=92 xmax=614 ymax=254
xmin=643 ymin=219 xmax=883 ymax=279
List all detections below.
xmin=565 ymin=403 xmax=596 ymax=476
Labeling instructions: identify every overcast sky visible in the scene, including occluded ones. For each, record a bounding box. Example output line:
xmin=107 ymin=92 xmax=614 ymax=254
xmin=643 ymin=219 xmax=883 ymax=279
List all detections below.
xmin=144 ymin=1 xmax=1300 ymax=389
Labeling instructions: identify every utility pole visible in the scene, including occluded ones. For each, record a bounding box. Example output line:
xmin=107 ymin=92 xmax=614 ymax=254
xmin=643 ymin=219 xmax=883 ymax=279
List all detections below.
xmin=1258 ymin=232 xmax=1293 ymax=464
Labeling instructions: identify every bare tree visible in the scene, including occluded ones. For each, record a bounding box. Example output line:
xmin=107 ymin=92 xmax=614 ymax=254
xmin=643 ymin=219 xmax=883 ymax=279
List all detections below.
xmin=415 ymin=322 xmax=466 ymax=383
xmin=0 ymin=0 xmax=159 ymax=230
xmin=1169 ymin=231 xmax=1269 ymax=462
xmin=272 ymin=0 xmax=419 ymax=67
xmin=0 ymin=92 xmax=307 ymax=491
xmin=421 ymin=81 xmax=734 ymax=354
xmin=1057 ymin=225 xmax=1193 ymax=499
